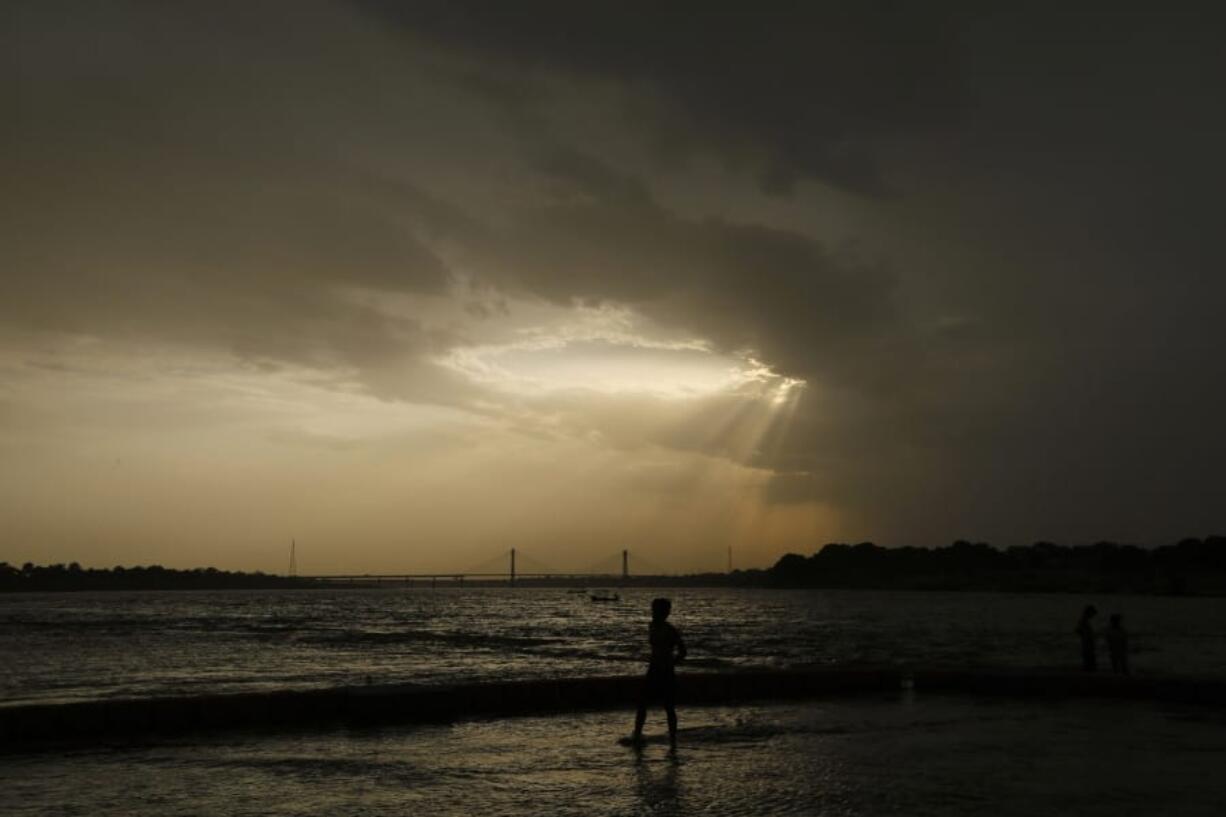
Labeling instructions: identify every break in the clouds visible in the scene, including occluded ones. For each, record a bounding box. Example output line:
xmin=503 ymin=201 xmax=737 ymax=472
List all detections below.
xmin=3 ymin=1 xmax=1224 ymax=571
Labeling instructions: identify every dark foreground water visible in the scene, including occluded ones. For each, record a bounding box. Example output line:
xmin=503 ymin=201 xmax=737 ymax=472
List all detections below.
xmin=4 ymin=587 xmax=1226 ymax=706
xmin=5 ymin=588 xmax=1226 ymax=816
xmin=3 ymin=695 xmax=1225 ymax=816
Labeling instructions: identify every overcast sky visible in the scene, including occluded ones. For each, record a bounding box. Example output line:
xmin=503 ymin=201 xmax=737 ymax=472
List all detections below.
xmin=4 ymin=2 xmax=1224 ymax=573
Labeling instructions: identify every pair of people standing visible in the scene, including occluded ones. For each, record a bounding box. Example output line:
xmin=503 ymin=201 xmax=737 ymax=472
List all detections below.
xmin=1075 ymin=605 xmax=1129 ymax=674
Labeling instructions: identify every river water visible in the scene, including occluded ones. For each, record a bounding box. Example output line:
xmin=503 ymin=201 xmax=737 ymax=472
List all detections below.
xmin=3 ymin=586 xmax=1226 ymax=707
xmin=5 ymin=588 xmax=1226 ymax=816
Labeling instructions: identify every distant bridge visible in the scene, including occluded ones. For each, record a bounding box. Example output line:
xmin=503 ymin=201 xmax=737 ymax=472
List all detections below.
xmin=298 ymin=548 xmax=670 ymax=585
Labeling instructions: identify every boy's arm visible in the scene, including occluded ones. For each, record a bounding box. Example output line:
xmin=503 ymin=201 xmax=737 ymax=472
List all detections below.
xmin=675 ymin=628 xmax=687 ymax=663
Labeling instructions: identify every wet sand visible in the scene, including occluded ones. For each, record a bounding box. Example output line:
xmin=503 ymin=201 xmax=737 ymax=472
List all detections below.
xmin=3 ymin=695 xmax=1225 ymax=816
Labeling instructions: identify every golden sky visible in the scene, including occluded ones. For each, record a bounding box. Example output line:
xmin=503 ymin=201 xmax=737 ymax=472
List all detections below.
xmin=4 ymin=2 xmax=1224 ymax=572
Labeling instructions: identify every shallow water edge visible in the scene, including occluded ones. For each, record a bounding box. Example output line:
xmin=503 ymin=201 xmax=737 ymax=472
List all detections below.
xmin=5 ymin=667 xmax=1226 ymax=752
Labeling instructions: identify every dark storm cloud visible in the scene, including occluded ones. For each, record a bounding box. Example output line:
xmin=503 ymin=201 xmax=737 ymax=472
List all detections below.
xmin=4 ymin=0 xmax=475 ymax=402
xmin=360 ymin=2 xmax=1226 ymax=543
xmin=7 ymin=0 xmax=1226 ymax=548
xmin=354 ymin=0 xmax=967 ymax=195
xmin=463 ymin=149 xmax=915 ymax=395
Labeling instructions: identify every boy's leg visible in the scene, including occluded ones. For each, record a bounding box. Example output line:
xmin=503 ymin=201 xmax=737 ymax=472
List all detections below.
xmin=664 ymin=680 xmax=677 ymax=747
xmin=634 ymin=675 xmax=651 ymax=739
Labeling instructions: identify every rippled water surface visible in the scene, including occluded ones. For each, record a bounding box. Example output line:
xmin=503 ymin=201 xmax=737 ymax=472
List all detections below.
xmin=3 ymin=587 xmax=1226 ymax=706
xmin=3 ymin=695 xmax=1225 ymax=816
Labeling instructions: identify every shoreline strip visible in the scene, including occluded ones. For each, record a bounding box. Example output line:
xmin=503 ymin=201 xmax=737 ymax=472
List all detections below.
xmin=4 ymin=668 xmax=1225 ymax=751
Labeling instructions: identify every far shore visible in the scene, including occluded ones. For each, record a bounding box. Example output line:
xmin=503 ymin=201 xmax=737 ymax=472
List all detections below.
xmin=5 ymin=537 xmax=1225 ymax=595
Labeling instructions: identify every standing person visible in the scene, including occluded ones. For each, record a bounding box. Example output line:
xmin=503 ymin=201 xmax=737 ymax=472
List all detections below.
xmin=631 ymin=597 xmax=687 ymax=749
xmin=1075 ymin=604 xmax=1098 ymax=671
xmin=1105 ymin=613 xmax=1129 ymax=675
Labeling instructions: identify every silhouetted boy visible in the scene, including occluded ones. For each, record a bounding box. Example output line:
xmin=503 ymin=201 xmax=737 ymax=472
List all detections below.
xmin=631 ymin=597 xmax=687 ymax=749
xmin=1075 ymin=604 xmax=1097 ymax=671
xmin=1105 ymin=613 xmax=1129 ymax=675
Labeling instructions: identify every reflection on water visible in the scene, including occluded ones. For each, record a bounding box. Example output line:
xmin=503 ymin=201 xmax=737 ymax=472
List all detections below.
xmin=3 ymin=587 xmax=1226 ymax=706
xmin=634 ymin=752 xmax=682 ymax=816
xmin=3 ymin=696 xmax=1225 ymax=816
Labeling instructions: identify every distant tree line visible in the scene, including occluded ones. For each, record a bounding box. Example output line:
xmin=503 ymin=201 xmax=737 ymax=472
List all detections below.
xmin=0 ymin=562 xmax=318 ymax=592
xmin=6 ymin=537 xmax=1226 ymax=594
xmin=767 ymin=537 xmax=1226 ymax=594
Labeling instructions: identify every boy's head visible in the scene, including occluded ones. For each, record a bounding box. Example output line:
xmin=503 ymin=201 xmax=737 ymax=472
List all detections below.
xmin=651 ymin=597 xmax=672 ymax=621
xmin=1083 ymin=604 xmax=1097 ymax=618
